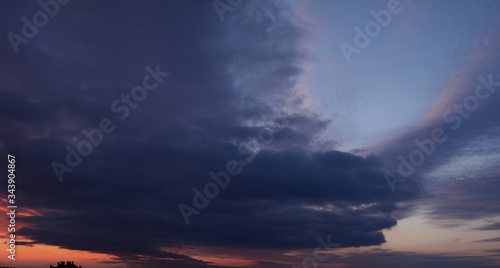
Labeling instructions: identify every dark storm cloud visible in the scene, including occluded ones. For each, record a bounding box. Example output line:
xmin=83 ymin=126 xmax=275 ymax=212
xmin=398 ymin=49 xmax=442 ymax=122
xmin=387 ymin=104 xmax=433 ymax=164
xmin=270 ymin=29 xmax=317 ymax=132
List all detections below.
xmin=0 ymin=0 xmax=420 ymax=267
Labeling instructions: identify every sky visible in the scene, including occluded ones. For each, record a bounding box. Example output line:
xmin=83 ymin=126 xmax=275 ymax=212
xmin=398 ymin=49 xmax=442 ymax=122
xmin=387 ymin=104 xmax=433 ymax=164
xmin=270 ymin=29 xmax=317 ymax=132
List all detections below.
xmin=0 ymin=0 xmax=499 ymax=267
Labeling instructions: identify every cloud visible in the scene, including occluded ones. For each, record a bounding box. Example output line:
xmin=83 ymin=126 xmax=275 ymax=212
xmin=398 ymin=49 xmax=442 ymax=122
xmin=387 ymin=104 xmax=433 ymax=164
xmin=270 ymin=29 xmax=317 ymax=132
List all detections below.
xmin=473 ymin=222 xmax=500 ymax=231
xmin=0 ymin=0 xmax=423 ymax=267
xmin=336 ymin=249 xmax=500 ymax=268
xmin=474 ymin=237 xmax=500 ymax=243
xmin=419 ymin=170 xmax=500 ymax=226
xmin=370 ymin=12 xmax=500 ymax=230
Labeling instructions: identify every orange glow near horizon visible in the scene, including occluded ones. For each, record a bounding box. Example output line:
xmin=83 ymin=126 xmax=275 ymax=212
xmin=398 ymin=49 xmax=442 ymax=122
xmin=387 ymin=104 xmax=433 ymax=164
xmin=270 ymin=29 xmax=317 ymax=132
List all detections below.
xmin=0 ymin=244 xmax=121 ymax=268
xmin=0 ymin=198 xmax=119 ymax=268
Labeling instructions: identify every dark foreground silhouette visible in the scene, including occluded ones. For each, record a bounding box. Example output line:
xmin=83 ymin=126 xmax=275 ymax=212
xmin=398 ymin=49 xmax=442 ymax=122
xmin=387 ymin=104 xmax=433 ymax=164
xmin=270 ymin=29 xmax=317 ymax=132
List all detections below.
xmin=50 ymin=261 xmax=82 ymax=268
